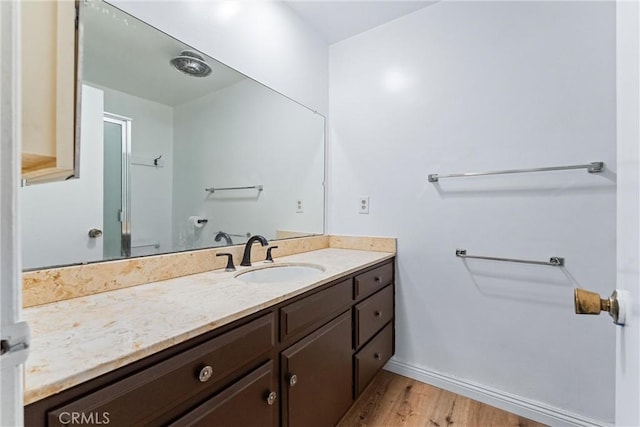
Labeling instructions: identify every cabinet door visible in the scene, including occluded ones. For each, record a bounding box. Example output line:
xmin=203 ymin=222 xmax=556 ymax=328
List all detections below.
xmin=21 ymin=0 xmax=78 ymax=183
xmin=281 ymin=311 xmax=352 ymax=427
xmin=169 ymin=361 xmax=277 ymax=427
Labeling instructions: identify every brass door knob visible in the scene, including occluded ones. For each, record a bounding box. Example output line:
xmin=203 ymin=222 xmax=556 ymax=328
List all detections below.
xmin=574 ymin=288 xmax=625 ymax=325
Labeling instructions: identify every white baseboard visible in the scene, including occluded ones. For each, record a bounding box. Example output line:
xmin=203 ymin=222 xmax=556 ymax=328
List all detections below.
xmin=384 ymin=358 xmax=611 ymax=427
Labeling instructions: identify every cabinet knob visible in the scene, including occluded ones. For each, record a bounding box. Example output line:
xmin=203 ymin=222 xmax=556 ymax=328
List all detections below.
xmin=374 ymin=276 xmax=381 ymax=283
xmin=374 ymin=353 xmax=382 ymax=360
xmin=198 ymin=365 xmax=213 ymax=382
xmin=266 ymin=391 xmax=277 ymax=405
xmin=374 ymin=310 xmax=383 ymax=318
xmin=288 ymin=374 xmax=298 ymax=387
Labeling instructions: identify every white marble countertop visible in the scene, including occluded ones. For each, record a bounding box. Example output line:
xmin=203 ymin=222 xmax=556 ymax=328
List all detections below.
xmin=23 ymin=248 xmax=394 ymax=405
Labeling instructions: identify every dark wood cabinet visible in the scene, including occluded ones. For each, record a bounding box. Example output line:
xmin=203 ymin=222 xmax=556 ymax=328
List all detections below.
xmin=280 ymin=279 xmax=351 ymax=342
xmin=281 ymin=311 xmax=353 ymax=427
xmin=26 ymin=258 xmax=395 ymax=427
xmin=354 ymin=322 xmax=394 ymax=397
xmin=354 ymin=285 xmax=394 ymax=348
xmin=168 ymin=361 xmax=278 ymax=427
xmin=47 ymin=313 xmax=275 ymax=427
xmin=354 ymin=262 xmax=393 ymax=300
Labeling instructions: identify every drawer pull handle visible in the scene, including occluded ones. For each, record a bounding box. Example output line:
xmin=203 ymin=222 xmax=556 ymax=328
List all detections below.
xmin=198 ymin=365 xmax=214 ymax=383
xmin=374 ymin=353 xmax=382 ymax=360
xmin=266 ymin=391 xmax=277 ymax=405
xmin=374 ymin=310 xmax=383 ymax=317
xmin=374 ymin=276 xmax=381 ymax=283
xmin=288 ymin=374 xmax=298 ymax=387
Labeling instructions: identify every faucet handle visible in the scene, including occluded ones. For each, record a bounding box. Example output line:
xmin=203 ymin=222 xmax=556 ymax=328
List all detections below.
xmin=216 ymin=253 xmax=236 ymax=271
xmin=265 ymin=246 xmax=278 ymax=263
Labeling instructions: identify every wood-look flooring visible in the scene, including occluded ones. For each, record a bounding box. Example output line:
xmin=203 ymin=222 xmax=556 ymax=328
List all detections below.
xmin=338 ymin=370 xmax=546 ymax=427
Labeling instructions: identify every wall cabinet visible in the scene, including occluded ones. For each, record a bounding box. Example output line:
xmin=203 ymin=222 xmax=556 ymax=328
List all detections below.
xmin=21 ymin=0 xmax=78 ymax=184
xmin=25 ymin=259 xmax=395 ymax=426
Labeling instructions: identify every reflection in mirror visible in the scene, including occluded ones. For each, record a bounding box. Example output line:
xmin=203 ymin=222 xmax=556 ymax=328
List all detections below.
xmin=20 ymin=0 xmax=78 ymax=184
xmin=20 ymin=0 xmax=325 ymax=270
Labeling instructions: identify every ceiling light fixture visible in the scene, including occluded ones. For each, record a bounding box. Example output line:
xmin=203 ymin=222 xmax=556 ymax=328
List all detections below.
xmin=170 ymin=50 xmax=212 ymax=77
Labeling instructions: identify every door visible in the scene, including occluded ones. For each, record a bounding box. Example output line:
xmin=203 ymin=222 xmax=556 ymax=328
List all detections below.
xmin=615 ymin=1 xmax=640 ymax=425
xmin=280 ymin=311 xmax=353 ymax=427
xmin=570 ymin=3 xmax=639 ymax=424
xmin=103 ymin=114 xmax=132 ymax=259
xmin=0 ymin=1 xmax=28 ymax=425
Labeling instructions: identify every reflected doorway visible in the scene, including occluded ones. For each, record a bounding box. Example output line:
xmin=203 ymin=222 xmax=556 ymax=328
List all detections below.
xmin=103 ymin=113 xmax=132 ymax=258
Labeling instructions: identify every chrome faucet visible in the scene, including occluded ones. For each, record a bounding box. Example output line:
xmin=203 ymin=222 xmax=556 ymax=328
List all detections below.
xmin=214 ymin=231 xmax=233 ymax=245
xmin=240 ymin=235 xmax=268 ymax=266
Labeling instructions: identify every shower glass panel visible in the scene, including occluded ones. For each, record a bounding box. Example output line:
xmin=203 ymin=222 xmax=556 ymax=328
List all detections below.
xmin=103 ymin=115 xmax=131 ymax=258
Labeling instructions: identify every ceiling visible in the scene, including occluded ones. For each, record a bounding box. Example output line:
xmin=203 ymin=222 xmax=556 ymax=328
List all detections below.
xmin=83 ymin=0 xmax=246 ymax=107
xmin=82 ymin=0 xmax=437 ymax=105
xmin=284 ymin=1 xmax=437 ymax=44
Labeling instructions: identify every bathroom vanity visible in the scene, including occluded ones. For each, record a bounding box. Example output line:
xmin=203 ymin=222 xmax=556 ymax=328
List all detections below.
xmin=23 ymin=249 xmax=395 ymax=426
xmin=16 ymin=1 xmax=400 ymax=425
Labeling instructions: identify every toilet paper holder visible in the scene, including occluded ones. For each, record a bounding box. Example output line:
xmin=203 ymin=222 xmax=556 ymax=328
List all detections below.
xmin=189 ymin=217 xmax=208 ymax=228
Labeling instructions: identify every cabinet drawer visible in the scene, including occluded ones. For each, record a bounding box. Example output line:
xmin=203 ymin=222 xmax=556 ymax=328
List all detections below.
xmin=169 ymin=361 xmax=277 ymax=427
xmin=47 ymin=313 xmax=275 ymax=427
xmin=354 ymin=322 xmax=393 ymax=397
xmin=354 ymin=285 xmax=394 ymax=349
xmin=280 ymin=279 xmax=351 ymax=341
xmin=354 ymin=262 xmax=393 ymax=300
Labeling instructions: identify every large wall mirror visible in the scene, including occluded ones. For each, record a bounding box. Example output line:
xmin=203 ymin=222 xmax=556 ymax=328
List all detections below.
xmin=21 ymin=0 xmax=325 ymax=270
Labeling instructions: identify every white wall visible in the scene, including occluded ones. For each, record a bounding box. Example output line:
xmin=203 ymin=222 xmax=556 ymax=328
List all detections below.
xmin=99 ymin=86 xmax=174 ymax=256
xmin=172 ymin=79 xmax=324 ymax=250
xmin=110 ymin=0 xmax=329 ymax=116
xmin=329 ymin=2 xmax=616 ymax=424
xmin=21 ymin=85 xmax=104 ymax=269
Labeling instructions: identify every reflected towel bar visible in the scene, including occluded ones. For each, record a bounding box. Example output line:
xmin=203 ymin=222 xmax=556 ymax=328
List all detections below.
xmin=132 ymin=242 xmax=161 ymax=249
xmin=215 ymin=231 xmax=250 ymax=238
xmin=428 ymin=161 xmax=604 ymax=183
xmin=455 ymin=249 xmax=564 ymax=267
xmin=228 ymin=232 xmax=251 ymax=238
xmin=205 ymin=185 xmax=263 ymax=193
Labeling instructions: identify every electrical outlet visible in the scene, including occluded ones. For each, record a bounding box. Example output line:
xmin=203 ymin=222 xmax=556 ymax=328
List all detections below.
xmin=359 ymin=197 xmax=370 ymax=214
xmin=296 ymin=200 xmax=304 ymax=213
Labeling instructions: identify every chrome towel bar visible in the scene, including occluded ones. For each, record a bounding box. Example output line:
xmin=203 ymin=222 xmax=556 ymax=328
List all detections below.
xmin=205 ymin=185 xmax=263 ymax=193
xmin=455 ymin=249 xmax=564 ymax=267
xmin=132 ymin=242 xmax=161 ymax=249
xmin=228 ymin=232 xmax=251 ymax=238
xmin=428 ymin=161 xmax=604 ymax=183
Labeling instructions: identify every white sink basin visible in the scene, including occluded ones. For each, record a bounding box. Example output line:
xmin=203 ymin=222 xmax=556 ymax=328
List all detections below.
xmin=235 ymin=263 xmax=325 ymax=284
